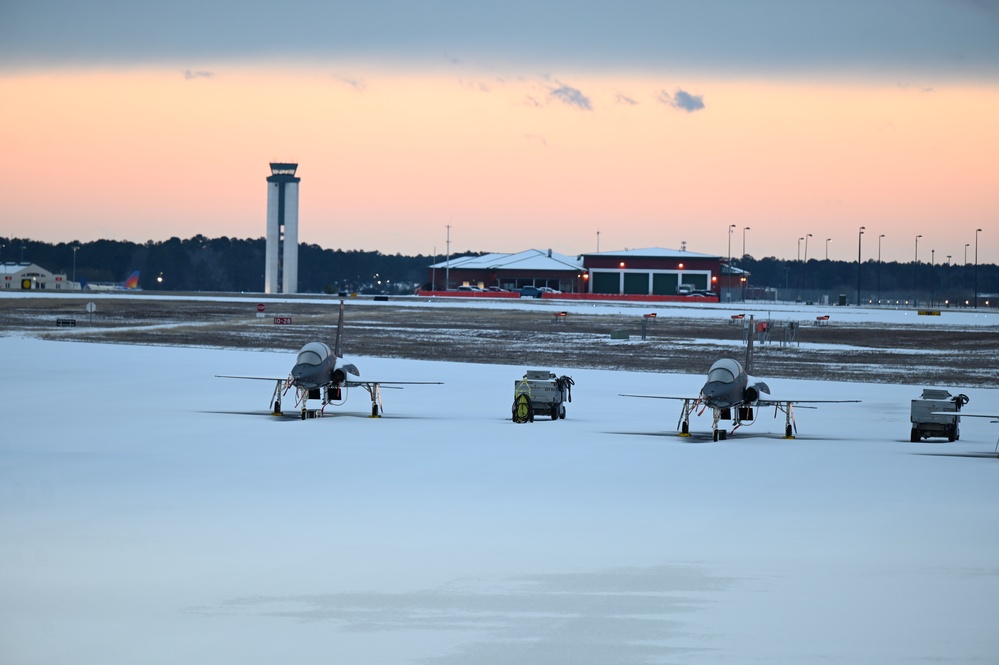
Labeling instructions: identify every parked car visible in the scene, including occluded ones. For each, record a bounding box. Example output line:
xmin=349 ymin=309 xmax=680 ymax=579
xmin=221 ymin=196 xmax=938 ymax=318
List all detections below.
xmin=486 ymin=286 xmax=508 ymax=292
xmin=456 ymin=285 xmax=483 ymax=292
xmin=676 ymin=283 xmax=696 ymax=295
xmin=536 ymin=286 xmax=562 ymax=294
xmin=519 ymin=286 xmax=543 ymax=298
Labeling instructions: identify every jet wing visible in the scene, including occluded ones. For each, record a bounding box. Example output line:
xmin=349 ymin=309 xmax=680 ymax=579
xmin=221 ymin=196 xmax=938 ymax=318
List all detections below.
xmin=216 ymin=374 xmax=287 ymax=381
xmin=619 ymin=394 xmax=698 ymax=401
xmin=344 ymin=380 xmax=443 ymax=388
xmin=758 ymin=398 xmax=861 ymax=406
xmin=932 ymin=412 xmax=999 ymax=420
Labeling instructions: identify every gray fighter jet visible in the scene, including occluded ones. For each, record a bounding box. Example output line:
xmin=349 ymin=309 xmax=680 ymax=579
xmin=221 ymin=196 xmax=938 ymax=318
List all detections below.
xmin=622 ymin=357 xmax=859 ymax=441
xmin=218 ymin=301 xmax=440 ymax=419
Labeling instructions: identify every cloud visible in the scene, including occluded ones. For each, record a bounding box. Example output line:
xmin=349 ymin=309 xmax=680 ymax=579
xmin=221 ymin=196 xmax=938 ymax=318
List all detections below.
xmin=657 ymin=88 xmax=705 ymax=112
xmin=615 ymin=92 xmax=638 ymax=106
xmin=334 ymin=74 xmax=366 ymax=91
xmin=182 ymin=69 xmax=214 ymax=80
xmin=524 ymin=133 xmax=548 ymax=147
xmin=549 ymin=83 xmax=592 ymax=110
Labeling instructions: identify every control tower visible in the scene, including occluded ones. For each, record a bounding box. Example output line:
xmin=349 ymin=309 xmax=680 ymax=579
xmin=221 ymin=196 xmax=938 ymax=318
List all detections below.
xmin=265 ymin=162 xmax=300 ymax=294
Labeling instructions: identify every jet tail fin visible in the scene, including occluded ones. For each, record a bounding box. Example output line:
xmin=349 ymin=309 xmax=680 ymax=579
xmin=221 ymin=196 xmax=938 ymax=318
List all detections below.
xmin=334 ymin=300 xmax=345 ymax=359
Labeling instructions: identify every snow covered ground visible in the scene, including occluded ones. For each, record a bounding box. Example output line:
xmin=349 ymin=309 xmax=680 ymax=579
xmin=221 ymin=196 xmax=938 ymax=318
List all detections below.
xmin=2 ymin=302 xmax=998 ymax=664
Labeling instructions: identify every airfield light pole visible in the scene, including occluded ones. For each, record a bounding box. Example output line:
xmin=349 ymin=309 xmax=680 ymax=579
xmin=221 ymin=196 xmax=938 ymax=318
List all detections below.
xmin=431 ymin=245 xmax=437 ymax=291
xmin=797 ymin=237 xmax=803 ymax=261
xmin=930 ymin=249 xmax=935 ymax=307
xmin=913 ymin=234 xmax=922 ymax=307
xmin=974 ymin=228 xmax=982 ymax=309
xmin=946 ymin=255 xmax=952 ymax=305
xmin=964 ymin=242 xmax=970 ymax=304
xmin=728 ymin=224 xmax=736 ymax=297
xmin=825 ymin=238 xmax=830 ymax=261
xmin=445 ymin=224 xmax=451 ymax=291
xmin=877 ymin=234 xmax=885 ymax=305
xmin=856 ymin=226 xmax=865 ymax=305
xmin=72 ymin=246 xmax=79 ymax=284
xmin=742 ymin=227 xmax=750 ymax=301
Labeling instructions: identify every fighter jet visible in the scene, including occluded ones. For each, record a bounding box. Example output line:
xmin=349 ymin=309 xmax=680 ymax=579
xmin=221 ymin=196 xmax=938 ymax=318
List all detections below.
xmin=622 ymin=357 xmax=859 ymax=441
xmin=218 ymin=300 xmax=440 ymax=419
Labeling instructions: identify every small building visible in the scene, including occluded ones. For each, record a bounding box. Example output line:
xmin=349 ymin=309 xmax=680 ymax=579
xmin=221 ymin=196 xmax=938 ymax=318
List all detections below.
xmin=579 ymin=248 xmax=723 ymax=296
xmin=1 ymin=262 xmax=71 ymax=290
xmin=428 ymin=249 xmax=584 ymax=292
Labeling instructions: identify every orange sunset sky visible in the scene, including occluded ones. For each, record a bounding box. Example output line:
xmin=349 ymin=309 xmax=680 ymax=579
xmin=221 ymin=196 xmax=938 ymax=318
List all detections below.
xmin=1 ymin=1 xmax=997 ymax=264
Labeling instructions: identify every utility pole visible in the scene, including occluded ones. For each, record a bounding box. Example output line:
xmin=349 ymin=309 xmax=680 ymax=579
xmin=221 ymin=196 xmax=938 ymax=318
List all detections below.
xmin=445 ymin=224 xmax=451 ymax=291
xmin=877 ymin=234 xmax=885 ymax=305
xmin=856 ymin=226 xmax=865 ymax=305
xmin=974 ymin=228 xmax=982 ymax=309
xmin=913 ymin=234 xmax=922 ymax=307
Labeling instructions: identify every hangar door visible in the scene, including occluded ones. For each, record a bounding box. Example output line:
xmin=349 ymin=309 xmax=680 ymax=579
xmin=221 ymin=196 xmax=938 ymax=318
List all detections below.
xmin=591 ymin=271 xmax=619 ymax=294
xmin=622 ymin=272 xmax=648 ymax=295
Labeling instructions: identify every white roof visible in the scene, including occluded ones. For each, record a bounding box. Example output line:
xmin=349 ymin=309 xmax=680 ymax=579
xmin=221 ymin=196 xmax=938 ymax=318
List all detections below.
xmin=581 ymin=247 xmax=721 ymax=260
xmin=0 ymin=262 xmax=46 ymax=276
xmin=430 ymin=249 xmax=583 ymax=272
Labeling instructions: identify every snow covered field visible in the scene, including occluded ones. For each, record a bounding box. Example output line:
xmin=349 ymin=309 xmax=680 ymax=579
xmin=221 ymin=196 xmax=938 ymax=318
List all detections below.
xmin=2 ymin=301 xmax=998 ymax=664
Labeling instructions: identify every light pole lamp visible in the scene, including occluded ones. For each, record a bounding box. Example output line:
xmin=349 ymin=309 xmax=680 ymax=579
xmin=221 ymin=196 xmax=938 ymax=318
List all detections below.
xmin=743 ymin=226 xmax=750 ymax=258
xmin=797 ymin=237 xmax=804 ymax=261
xmin=804 ymin=233 xmax=812 ymax=262
xmin=856 ymin=226 xmax=865 ymax=305
xmin=914 ymin=234 xmax=922 ymax=307
xmin=825 ymin=238 xmax=831 ymax=260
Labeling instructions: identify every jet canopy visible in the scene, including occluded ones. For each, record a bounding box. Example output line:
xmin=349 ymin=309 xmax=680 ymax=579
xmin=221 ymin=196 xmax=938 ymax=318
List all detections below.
xmin=706 ymin=358 xmax=742 ymax=384
xmin=295 ymin=342 xmax=332 ymax=367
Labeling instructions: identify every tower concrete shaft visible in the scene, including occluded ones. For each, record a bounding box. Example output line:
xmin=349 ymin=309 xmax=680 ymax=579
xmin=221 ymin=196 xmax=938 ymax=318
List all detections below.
xmin=265 ymin=163 xmax=300 ymax=294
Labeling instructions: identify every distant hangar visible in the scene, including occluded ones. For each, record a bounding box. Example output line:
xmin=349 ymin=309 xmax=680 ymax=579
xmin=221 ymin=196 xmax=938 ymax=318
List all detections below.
xmin=426 ymin=247 xmax=732 ymax=298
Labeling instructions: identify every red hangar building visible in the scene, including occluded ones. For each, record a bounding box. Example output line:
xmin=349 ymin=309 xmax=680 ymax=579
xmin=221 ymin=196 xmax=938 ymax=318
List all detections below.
xmin=578 ymin=248 xmax=724 ymax=297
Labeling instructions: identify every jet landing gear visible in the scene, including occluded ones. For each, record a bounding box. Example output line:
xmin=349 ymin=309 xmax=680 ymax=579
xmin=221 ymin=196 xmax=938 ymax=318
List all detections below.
xmin=270 ymin=378 xmax=290 ymax=416
xmin=676 ymin=399 xmax=698 ymax=438
xmin=359 ymin=382 xmax=384 ymax=418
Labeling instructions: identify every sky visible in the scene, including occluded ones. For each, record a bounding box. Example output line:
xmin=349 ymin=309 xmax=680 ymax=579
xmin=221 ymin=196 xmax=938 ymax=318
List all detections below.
xmin=1 ymin=1 xmax=997 ymax=264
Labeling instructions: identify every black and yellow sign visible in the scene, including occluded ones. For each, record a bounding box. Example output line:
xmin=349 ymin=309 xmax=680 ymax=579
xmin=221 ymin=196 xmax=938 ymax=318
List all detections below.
xmin=917 ymin=309 xmax=941 ymax=316
xmin=21 ymin=279 xmax=32 ymax=290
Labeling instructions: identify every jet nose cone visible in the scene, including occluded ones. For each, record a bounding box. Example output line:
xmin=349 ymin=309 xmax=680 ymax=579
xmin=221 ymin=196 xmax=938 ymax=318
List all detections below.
xmin=291 ymin=363 xmax=316 ymax=387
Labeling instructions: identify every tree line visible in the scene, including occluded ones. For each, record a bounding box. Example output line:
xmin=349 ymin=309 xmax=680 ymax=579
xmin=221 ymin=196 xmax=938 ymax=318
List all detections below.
xmin=2 ymin=235 xmax=995 ymax=302
xmin=733 ymin=255 xmax=998 ymax=305
xmin=1 ymin=235 xmax=445 ymax=294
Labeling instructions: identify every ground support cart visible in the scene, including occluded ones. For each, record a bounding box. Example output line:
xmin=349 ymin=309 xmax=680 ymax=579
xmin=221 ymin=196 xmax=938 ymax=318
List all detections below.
xmin=910 ymin=389 xmax=969 ymax=442
xmin=512 ymin=370 xmax=574 ymax=423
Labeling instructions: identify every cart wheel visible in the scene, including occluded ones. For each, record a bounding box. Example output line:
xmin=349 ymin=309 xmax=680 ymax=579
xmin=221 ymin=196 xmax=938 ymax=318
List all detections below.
xmin=712 ymin=429 xmax=720 ymax=442
xmin=559 ymin=405 xmax=566 ymax=419
xmin=551 ymin=405 xmax=559 ymax=421
xmin=910 ymin=428 xmax=919 ymax=443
